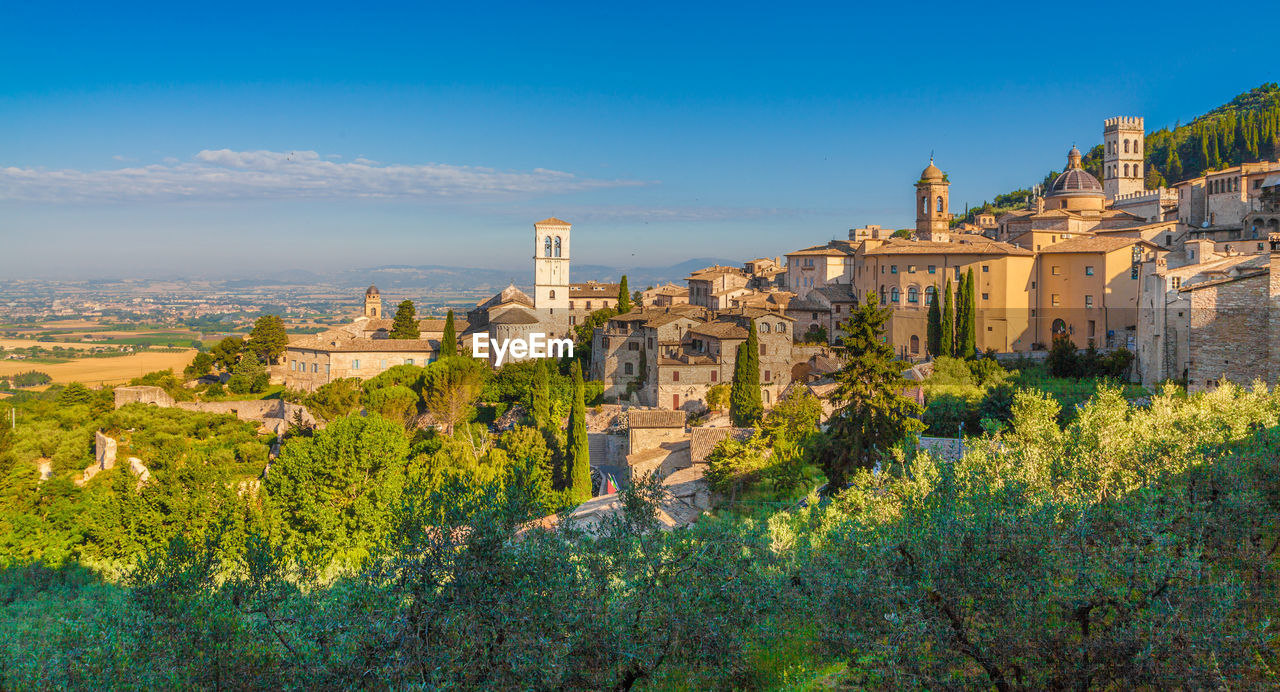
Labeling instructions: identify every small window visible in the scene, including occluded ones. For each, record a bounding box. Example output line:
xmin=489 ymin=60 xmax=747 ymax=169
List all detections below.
xmin=406 ymin=358 xmax=414 ymax=365
xmin=907 ymin=265 xmax=916 ymax=274
xmin=624 ymin=363 xmax=634 ymax=375
xmin=1051 ymin=266 xmax=1061 ymax=276
xmin=628 ymin=342 xmax=639 ymax=351
xmin=1085 ymin=266 xmax=1094 ymax=276
xmin=380 ymin=359 xmax=386 ymax=369
xmin=602 ymin=337 xmax=610 ymax=347
xmin=928 ymin=265 xmax=936 ymax=274
xmin=777 ymin=323 xmax=786 ymax=333
xmin=1051 ymin=294 xmax=1060 ymax=306
xmin=982 ymin=265 xmax=989 ymax=273
xmin=760 ymin=344 xmax=767 ymax=356
xmin=1085 ymin=295 xmax=1094 ymax=308
xmin=673 ymin=371 xmax=680 ymax=382
xmin=890 ymin=266 xmax=898 ymax=274
xmin=312 ymin=363 xmax=318 ymax=373
xmin=981 ymin=293 xmax=989 ymax=300
xmin=908 ymin=287 xmax=919 ymax=303
xmin=353 ymin=359 xmax=361 ymax=369
xmin=711 ymin=371 xmax=717 ymax=382
xmin=890 ymin=287 xmax=900 ymax=302
xmin=764 ymin=370 xmax=771 ymax=381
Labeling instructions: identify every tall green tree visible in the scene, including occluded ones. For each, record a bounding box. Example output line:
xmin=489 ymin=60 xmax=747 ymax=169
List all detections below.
xmin=390 ymin=300 xmax=420 ymax=340
xmin=956 ymin=268 xmax=977 ymax=358
xmin=617 ymin=275 xmax=632 ymax=313
xmin=227 ymin=354 xmax=268 ymax=395
xmin=729 ymin=321 xmax=763 ymax=426
xmin=563 ymin=360 xmax=592 ymax=503
xmin=926 ymin=283 xmax=942 ymax=357
xmin=440 ymin=310 xmax=457 ymax=357
xmin=247 ymin=315 xmax=288 ymax=364
xmin=939 ymin=279 xmax=954 ymax=357
xmin=422 ymin=356 xmax=486 ymax=434
xmin=817 ymin=300 xmax=924 ymax=490
xmin=531 ymin=360 xmax=551 ymax=429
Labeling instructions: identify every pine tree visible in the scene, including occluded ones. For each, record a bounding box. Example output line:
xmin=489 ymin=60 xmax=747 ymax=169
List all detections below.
xmin=440 ymin=310 xmax=457 ymax=357
xmin=617 ymin=275 xmax=632 ymax=313
xmin=564 ymin=360 xmax=592 ymax=504
xmin=926 ymin=283 xmax=942 ymax=357
xmin=531 ymin=360 xmax=550 ymax=429
xmin=390 ymin=300 xmax=419 ymax=339
xmin=816 ymin=300 xmax=924 ymax=490
xmin=1165 ymin=146 xmax=1183 ymax=182
xmin=729 ymin=320 xmax=763 ymax=426
xmin=939 ymin=279 xmax=954 ymax=357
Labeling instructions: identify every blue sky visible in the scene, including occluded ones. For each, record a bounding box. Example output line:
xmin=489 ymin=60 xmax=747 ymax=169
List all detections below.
xmin=2 ymin=1 xmax=1276 ymax=278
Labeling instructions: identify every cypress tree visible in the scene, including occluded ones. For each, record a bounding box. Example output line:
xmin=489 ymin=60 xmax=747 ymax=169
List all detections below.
xmin=531 ymin=359 xmax=550 ymax=429
xmin=440 ymin=310 xmax=457 ymax=357
xmin=617 ymin=275 xmax=632 ymax=313
xmin=729 ymin=320 xmax=763 ymax=426
xmin=390 ymin=300 xmax=419 ymax=339
xmin=960 ymin=268 xmax=977 ymax=357
xmin=926 ymin=283 xmax=942 ymax=357
xmin=940 ymin=279 xmax=954 ymax=357
xmin=565 ymin=360 xmax=592 ymax=504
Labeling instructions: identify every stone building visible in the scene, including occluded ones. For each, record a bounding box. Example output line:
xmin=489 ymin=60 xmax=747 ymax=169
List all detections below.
xmin=1179 ymin=247 xmax=1280 ymax=391
xmin=642 ymin=283 xmax=690 ymax=307
xmin=687 ymin=265 xmax=752 ymax=309
xmin=1103 ymin=116 xmax=1145 ymax=200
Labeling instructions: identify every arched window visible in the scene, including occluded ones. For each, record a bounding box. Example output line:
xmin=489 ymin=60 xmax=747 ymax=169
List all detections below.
xmin=910 ymin=335 xmax=920 ymax=354
xmin=1134 ymin=140 xmax=1140 ymax=155
xmin=760 ymin=322 xmax=771 ymax=333
xmin=544 ymin=236 xmax=552 ymax=257
xmin=925 ymin=285 xmax=937 ymax=305
xmin=907 ymin=286 xmax=919 ymax=303
xmin=624 ymin=362 xmax=633 ymax=375
xmin=777 ymin=322 xmax=786 ymax=333
xmin=879 ymin=286 xmax=886 ymax=304
xmin=1124 ymin=139 xmax=1130 ymax=153
xmin=922 ymin=196 xmax=928 ymax=214
xmin=890 ymin=287 xmax=900 ymax=303
xmin=549 ymin=290 xmax=555 ymax=299
xmin=1123 ymin=164 xmax=1129 ymax=177
xmin=554 ymin=236 xmax=562 ymax=257
xmin=936 ymin=195 xmax=944 ymax=213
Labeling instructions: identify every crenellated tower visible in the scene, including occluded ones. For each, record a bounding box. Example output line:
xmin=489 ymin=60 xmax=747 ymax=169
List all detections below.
xmin=1103 ymin=116 xmax=1145 ymax=200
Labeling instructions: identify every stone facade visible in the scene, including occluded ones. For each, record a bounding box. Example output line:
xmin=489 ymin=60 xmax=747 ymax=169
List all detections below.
xmin=1103 ymin=116 xmax=1144 ymax=200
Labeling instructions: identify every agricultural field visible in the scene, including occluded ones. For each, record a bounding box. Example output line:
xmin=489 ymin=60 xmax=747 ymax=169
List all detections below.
xmin=0 ymin=349 xmax=196 ymax=386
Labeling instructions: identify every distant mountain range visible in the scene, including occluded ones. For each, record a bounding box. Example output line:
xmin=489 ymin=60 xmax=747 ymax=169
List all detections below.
xmin=318 ymin=257 xmax=740 ymax=294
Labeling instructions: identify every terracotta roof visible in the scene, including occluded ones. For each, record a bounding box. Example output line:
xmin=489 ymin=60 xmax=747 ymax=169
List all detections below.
xmin=863 ymin=239 xmax=1033 ymax=257
xmin=535 ymin=217 xmax=571 ymax=226
xmin=648 ymin=283 xmax=688 ymax=296
xmin=688 ymin=322 xmax=749 ymax=340
xmin=1035 ymin=236 xmax=1160 ymax=254
xmin=628 ymin=409 xmax=687 ymax=429
xmin=688 ymin=265 xmax=747 ymax=280
xmin=812 ymin=284 xmax=857 ymax=302
xmin=1179 ymin=269 xmax=1269 ymax=292
xmin=475 ymin=284 xmax=534 ymax=310
xmin=489 ymin=307 xmax=542 ymax=325
xmin=690 ymin=427 xmax=755 ymax=463
xmin=287 ymin=336 xmax=439 ymax=353
xmin=787 ymin=244 xmax=855 ymax=257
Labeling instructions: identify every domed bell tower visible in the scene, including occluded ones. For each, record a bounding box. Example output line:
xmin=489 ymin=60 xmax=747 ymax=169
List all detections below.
xmin=915 ymin=159 xmax=951 ymax=241
xmin=364 ymin=285 xmax=382 ymax=318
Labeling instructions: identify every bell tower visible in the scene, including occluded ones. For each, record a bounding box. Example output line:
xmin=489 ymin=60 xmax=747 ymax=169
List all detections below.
xmin=363 ymin=285 xmax=382 ymax=318
xmin=1104 ymin=116 xmax=1145 ymax=200
xmin=533 ymin=218 xmax=571 ymax=313
xmin=915 ymin=159 xmax=951 ymax=241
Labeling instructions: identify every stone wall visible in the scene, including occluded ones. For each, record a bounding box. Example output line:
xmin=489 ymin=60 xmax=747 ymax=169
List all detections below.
xmin=1186 ymin=274 xmax=1270 ymax=391
xmin=113 ymin=385 xmax=174 ymax=409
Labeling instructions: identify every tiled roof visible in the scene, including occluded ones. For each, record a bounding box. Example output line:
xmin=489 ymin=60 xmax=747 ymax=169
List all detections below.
xmin=1035 ymin=236 xmax=1159 ymax=254
xmin=690 ymin=427 xmax=755 ymax=463
xmin=688 ymin=265 xmax=746 ymax=280
xmin=535 ymin=217 xmax=571 ymax=226
xmin=812 ymin=284 xmax=857 ymax=302
xmin=786 ymin=244 xmax=855 ymax=257
xmin=648 ymin=283 xmax=688 ymax=295
xmin=569 ymin=281 xmax=620 ymax=297
xmin=287 ymin=335 xmax=439 ymax=353
xmin=688 ymin=322 xmax=749 ymax=340
xmin=628 ymin=409 xmax=687 ymax=429
xmin=1179 ymin=270 xmax=1269 ymax=292
xmin=863 ymin=239 xmax=1033 ymax=256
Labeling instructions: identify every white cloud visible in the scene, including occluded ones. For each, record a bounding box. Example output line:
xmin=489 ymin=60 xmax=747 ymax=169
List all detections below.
xmin=0 ymin=149 xmax=646 ymax=203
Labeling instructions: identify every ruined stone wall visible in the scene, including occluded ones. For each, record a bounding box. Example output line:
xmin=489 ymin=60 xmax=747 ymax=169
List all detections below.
xmin=113 ymin=385 xmax=174 ymax=409
xmin=1187 ymin=274 xmax=1269 ymax=391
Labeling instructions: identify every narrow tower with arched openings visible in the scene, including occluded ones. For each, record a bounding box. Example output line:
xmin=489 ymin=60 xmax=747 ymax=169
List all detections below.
xmin=363 ymin=285 xmax=382 ymax=318
xmin=533 ymin=217 xmax=571 ymax=313
xmin=1103 ymin=116 xmax=1144 ymax=200
xmin=915 ymin=159 xmax=951 ymax=241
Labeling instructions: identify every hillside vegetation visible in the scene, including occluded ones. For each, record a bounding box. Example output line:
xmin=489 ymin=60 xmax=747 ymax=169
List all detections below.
xmin=962 ymin=83 xmax=1280 ymax=222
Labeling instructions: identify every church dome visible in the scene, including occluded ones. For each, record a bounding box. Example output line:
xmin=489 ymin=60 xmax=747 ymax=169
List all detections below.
xmin=920 ymin=161 xmax=944 ymax=181
xmin=365 ymin=284 xmax=380 ymax=297
xmin=1047 ymin=147 xmax=1102 ymax=197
